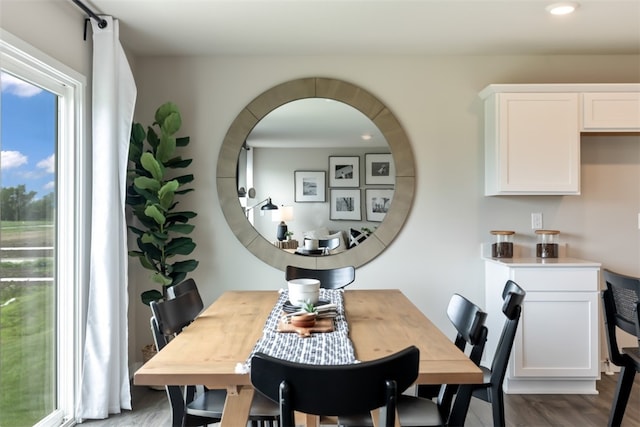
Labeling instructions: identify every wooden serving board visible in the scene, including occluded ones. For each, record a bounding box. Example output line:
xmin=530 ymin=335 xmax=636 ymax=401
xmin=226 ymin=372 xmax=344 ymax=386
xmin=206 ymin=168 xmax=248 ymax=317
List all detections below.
xmin=277 ymin=317 xmax=334 ymax=337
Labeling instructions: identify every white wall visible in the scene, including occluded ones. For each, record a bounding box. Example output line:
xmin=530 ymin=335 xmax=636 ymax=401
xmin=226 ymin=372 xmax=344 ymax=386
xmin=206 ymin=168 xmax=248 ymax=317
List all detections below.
xmin=4 ymin=1 xmax=638 ymax=369
xmin=131 ymin=55 xmax=640 ymax=359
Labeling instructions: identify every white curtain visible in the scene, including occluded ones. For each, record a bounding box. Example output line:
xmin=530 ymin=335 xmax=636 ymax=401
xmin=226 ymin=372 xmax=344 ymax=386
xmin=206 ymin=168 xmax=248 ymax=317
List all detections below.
xmin=77 ymin=16 xmax=137 ymax=420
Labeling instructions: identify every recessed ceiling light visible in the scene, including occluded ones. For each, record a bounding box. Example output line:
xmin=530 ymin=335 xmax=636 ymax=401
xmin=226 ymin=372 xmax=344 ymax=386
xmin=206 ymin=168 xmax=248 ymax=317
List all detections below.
xmin=361 ymin=133 xmax=372 ymax=141
xmin=546 ymin=2 xmax=579 ymax=15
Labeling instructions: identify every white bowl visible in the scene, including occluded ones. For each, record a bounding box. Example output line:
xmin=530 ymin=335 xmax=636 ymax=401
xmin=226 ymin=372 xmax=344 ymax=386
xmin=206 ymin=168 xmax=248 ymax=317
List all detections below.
xmin=287 ymin=278 xmax=320 ymax=306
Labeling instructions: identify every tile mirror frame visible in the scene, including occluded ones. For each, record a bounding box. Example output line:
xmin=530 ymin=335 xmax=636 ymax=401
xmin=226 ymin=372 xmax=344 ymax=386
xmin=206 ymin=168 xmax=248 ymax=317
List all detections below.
xmin=216 ymin=77 xmax=415 ymax=270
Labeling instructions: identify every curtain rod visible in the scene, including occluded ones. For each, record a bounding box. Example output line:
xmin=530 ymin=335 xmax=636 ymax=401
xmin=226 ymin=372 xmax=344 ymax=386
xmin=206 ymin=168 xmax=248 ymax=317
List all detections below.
xmin=72 ymin=0 xmax=108 ymax=29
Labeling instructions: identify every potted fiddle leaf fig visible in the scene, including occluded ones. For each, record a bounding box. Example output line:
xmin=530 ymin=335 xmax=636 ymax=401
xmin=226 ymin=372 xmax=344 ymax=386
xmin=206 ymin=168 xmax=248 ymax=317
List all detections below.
xmin=126 ymin=102 xmax=199 ymax=305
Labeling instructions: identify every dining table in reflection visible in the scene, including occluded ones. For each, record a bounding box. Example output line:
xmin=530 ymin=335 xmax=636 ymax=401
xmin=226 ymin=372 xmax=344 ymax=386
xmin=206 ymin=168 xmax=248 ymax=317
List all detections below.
xmin=133 ymin=289 xmax=483 ymax=427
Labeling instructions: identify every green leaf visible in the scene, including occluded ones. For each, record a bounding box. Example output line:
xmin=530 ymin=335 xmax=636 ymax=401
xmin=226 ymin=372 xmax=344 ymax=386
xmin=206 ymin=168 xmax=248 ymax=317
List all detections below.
xmin=169 ymin=272 xmax=187 ymax=287
xmin=164 ymin=157 xmax=192 ymax=169
xmin=152 ymin=272 xmax=173 ymax=286
xmin=174 ymin=174 xmax=194 ymax=185
xmin=130 ymin=122 xmax=146 ymax=144
xmin=144 ymin=204 xmax=166 ymax=225
xmin=166 ymin=223 xmax=195 ymax=234
xmin=139 ymin=255 xmax=156 ymax=270
xmin=134 ymin=176 xmax=161 ymax=192
xmin=170 ymin=259 xmax=199 ymax=273
xmin=165 ymin=237 xmax=196 ymax=256
xmin=155 ymin=102 xmax=180 ymax=128
xmin=156 ymin=133 xmax=176 ymax=163
xmin=141 ymin=290 xmax=163 ymax=306
xmin=147 ymin=127 xmax=159 ymax=149
xmin=158 ymin=180 xmax=179 ymax=206
xmin=166 ymin=211 xmax=197 ymax=221
xmin=140 ymin=152 xmax=164 ymax=181
xmin=141 ymin=232 xmax=166 ymax=247
xmin=162 ymin=111 xmax=182 ymax=136
xmin=175 ymin=136 xmax=190 ymax=147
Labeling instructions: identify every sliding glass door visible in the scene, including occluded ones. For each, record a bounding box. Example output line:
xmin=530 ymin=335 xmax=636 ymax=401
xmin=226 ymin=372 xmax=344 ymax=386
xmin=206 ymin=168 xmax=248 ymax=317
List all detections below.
xmin=1 ymin=31 xmax=86 ymax=427
xmin=0 ymin=71 xmax=57 ymax=426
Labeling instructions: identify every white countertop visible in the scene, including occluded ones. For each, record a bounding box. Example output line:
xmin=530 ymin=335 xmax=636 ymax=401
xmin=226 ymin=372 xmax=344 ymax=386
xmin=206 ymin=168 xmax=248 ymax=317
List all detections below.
xmin=484 ymin=256 xmax=601 ymax=267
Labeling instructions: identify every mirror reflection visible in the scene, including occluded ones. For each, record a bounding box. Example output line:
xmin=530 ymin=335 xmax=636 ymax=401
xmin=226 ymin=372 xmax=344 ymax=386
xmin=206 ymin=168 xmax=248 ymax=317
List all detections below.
xmin=240 ymin=98 xmax=394 ymax=256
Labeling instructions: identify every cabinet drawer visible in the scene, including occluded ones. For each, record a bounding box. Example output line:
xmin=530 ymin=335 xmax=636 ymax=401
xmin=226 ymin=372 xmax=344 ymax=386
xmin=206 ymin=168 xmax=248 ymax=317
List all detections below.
xmin=512 ymin=268 xmax=599 ymax=292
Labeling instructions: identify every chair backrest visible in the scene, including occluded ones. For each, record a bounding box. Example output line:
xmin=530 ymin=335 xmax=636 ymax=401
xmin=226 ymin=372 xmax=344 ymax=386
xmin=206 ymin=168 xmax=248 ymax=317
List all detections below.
xmin=250 ymin=346 xmax=419 ymax=427
xmin=149 ymin=290 xmax=205 ymax=426
xmin=439 ymin=294 xmax=488 ymax=418
xmin=489 ymin=280 xmax=526 ymax=385
xmin=150 ymin=289 xmax=204 ymax=339
xmin=602 ymin=269 xmax=640 ymax=365
xmin=167 ymin=277 xmax=200 ymax=300
xmin=303 ymin=237 xmax=340 ymax=250
xmin=447 ymin=293 xmax=489 ymax=352
xmin=285 ymin=265 xmax=356 ymax=289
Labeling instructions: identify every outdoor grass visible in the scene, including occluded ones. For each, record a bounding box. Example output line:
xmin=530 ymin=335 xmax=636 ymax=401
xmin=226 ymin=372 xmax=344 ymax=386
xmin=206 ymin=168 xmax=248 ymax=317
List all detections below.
xmin=0 ymin=282 xmax=54 ymax=427
xmin=1 ymin=221 xmax=55 ymax=427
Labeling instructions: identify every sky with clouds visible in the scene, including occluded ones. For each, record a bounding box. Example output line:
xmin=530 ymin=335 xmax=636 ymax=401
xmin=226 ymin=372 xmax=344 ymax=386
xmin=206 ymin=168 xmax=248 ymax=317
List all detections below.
xmin=1 ymin=71 xmax=56 ymax=198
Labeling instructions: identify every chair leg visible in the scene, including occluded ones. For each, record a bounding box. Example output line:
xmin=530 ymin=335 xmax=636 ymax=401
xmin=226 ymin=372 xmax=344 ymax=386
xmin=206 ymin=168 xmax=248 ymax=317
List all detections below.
xmin=609 ymin=366 xmax=637 ymax=427
xmin=488 ymin=384 xmax=506 ymax=427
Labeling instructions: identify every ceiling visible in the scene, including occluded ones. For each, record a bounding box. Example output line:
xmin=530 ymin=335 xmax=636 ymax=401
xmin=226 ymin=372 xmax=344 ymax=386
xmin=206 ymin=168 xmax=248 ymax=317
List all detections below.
xmin=81 ymin=0 xmax=640 ymax=148
xmin=246 ymin=98 xmax=388 ymax=148
xmin=86 ymin=0 xmax=640 ymax=56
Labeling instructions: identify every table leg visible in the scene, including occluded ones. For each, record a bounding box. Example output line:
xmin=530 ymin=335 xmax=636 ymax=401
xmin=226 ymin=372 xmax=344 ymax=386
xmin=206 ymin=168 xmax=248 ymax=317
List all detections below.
xmin=370 ymin=408 xmax=401 ymax=427
xmin=220 ymin=386 xmax=254 ymax=426
xmin=294 ymin=412 xmax=319 ymax=427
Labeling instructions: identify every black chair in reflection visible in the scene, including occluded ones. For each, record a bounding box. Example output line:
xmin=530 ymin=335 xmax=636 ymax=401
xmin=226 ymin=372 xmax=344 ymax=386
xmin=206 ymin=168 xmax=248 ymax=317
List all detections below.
xmin=602 ymin=269 xmax=640 ymax=427
xmin=285 ymin=265 xmax=355 ymax=289
xmin=339 ymin=293 xmax=488 ymax=426
xmin=150 ymin=290 xmax=279 ymax=427
xmin=250 ymin=346 xmax=420 ymax=427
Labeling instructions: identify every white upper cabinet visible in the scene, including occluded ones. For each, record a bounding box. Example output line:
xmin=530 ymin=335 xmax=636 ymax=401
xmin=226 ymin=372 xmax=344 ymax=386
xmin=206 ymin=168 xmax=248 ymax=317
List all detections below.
xmin=582 ymin=92 xmax=640 ymax=131
xmin=480 ymin=84 xmax=640 ymax=196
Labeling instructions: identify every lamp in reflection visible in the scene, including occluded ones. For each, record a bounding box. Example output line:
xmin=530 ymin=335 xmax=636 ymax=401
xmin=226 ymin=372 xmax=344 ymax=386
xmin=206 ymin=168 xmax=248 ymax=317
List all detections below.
xmin=272 ymin=205 xmax=294 ymax=241
xmin=245 ymin=197 xmax=278 ymax=217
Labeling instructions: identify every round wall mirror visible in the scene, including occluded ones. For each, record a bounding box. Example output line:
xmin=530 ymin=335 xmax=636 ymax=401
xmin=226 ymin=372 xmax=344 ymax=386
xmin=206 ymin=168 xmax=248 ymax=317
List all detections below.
xmin=216 ymin=77 xmax=415 ymax=271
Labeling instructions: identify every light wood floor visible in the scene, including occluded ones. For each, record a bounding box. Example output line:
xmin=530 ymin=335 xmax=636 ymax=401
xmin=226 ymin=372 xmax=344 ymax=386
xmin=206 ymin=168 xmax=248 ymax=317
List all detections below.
xmin=81 ymin=374 xmax=640 ymax=426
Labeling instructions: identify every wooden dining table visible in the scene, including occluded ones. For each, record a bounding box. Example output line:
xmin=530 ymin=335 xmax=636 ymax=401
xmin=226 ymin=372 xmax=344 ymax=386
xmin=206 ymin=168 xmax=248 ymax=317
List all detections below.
xmin=134 ymin=289 xmax=483 ymax=426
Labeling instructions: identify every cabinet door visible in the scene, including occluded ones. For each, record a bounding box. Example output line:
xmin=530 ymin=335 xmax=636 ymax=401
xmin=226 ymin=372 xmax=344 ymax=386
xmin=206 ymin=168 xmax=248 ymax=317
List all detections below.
xmin=486 ymin=93 xmax=580 ymax=195
xmin=510 ymin=291 xmax=599 ymax=379
xmin=582 ymin=92 xmax=640 ymax=131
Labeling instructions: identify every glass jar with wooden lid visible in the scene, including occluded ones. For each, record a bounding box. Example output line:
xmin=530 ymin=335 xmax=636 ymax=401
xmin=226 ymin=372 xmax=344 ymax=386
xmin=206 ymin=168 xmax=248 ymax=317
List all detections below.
xmin=535 ymin=229 xmax=560 ymax=258
xmin=490 ymin=230 xmax=514 ymax=258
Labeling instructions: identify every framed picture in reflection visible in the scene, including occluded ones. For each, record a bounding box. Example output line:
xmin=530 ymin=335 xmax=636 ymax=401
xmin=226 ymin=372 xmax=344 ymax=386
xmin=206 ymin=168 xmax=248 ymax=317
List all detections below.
xmin=366 ymin=188 xmax=393 ymax=222
xmin=294 ymin=170 xmax=326 ymax=202
xmin=365 ymin=153 xmax=395 ymax=185
xmin=329 ymin=156 xmax=360 ymax=187
xmin=330 ymin=189 xmax=361 ymax=220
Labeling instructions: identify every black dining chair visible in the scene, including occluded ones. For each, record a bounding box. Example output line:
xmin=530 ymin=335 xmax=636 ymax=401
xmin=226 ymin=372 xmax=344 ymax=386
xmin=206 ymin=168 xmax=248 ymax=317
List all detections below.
xmin=150 ymin=290 xmax=280 ymax=427
xmin=602 ymin=269 xmax=640 ymax=427
xmin=285 ymin=265 xmax=355 ymax=289
xmin=339 ymin=293 xmax=488 ymax=427
xmin=166 ymin=277 xmax=200 ymax=300
xmin=250 ymin=346 xmax=420 ymax=427
xmin=447 ymin=280 xmax=526 ymax=427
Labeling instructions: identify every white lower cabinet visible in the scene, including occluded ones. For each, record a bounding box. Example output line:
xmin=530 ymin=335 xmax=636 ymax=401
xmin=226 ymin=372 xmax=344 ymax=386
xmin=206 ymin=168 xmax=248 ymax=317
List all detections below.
xmin=484 ymin=258 xmax=601 ymax=394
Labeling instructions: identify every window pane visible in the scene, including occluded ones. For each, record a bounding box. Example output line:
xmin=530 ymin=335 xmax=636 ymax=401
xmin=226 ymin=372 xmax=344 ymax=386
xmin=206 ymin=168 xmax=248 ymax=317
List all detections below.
xmin=0 ymin=72 xmax=56 ymax=427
